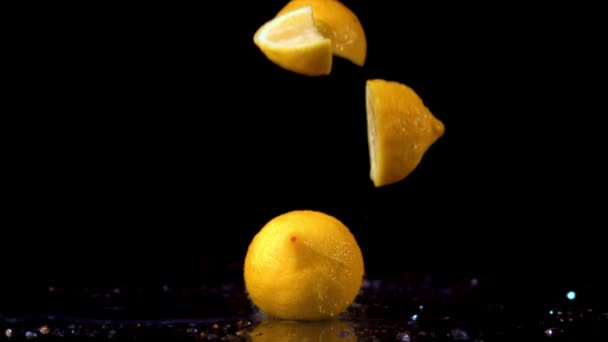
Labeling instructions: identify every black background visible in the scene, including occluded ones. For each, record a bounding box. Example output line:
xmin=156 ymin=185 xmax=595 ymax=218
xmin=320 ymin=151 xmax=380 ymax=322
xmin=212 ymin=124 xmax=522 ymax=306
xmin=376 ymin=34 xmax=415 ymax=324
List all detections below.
xmin=4 ymin=1 xmax=605 ymax=302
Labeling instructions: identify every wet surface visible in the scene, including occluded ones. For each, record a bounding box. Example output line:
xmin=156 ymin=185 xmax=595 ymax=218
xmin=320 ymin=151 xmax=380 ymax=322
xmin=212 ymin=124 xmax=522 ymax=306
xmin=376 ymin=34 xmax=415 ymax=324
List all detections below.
xmin=2 ymin=274 xmax=607 ymax=341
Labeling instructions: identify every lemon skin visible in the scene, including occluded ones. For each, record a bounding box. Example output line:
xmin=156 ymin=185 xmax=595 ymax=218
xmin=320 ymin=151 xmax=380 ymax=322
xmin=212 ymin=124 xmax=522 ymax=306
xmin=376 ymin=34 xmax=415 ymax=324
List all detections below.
xmin=244 ymin=210 xmax=365 ymax=320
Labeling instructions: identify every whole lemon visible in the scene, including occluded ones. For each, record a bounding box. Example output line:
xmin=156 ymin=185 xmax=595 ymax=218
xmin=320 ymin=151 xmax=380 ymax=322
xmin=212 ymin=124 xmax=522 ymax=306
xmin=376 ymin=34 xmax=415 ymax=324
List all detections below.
xmin=244 ymin=210 xmax=364 ymax=320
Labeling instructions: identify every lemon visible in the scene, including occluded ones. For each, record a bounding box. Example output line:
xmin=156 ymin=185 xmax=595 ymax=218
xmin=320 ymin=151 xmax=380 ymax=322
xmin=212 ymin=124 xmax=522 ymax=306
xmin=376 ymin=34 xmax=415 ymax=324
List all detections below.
xmin=244 ymin=210 xmax=364 ymax=320
xmin=366 ymin=79 xmax=445 ymax=187
xmin=277 ymin=0 xmax=367 ymax=66
xmin=253 ymin=6 xmax=332 ymax=76
xmin=250 ymin=319 xmax=355 ymax=341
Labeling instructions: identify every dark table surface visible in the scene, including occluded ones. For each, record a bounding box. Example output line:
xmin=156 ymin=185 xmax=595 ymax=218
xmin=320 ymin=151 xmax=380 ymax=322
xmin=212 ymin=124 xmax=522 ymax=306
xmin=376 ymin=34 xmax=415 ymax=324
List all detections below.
xmin=2 ymin=271 xmax=607 ymax=341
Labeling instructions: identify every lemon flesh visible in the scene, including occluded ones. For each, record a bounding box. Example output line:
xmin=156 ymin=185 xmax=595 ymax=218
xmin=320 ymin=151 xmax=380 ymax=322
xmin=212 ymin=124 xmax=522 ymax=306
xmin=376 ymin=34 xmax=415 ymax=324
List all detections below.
xmin=244 ymin=210 xmax=364 ymax=320
xmin=254 ymin=6 xmax=332 ymax=76
xmin=277 ymin=0 xmax=367 ymax=66
xmin=366 ymin=79 xmax=445 ymax=187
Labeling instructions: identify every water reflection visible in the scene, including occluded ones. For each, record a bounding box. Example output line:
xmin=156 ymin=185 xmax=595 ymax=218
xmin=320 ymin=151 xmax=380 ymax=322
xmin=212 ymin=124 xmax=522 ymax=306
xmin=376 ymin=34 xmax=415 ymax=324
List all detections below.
xmin=251 ymin=319 xmax=355 ymax=341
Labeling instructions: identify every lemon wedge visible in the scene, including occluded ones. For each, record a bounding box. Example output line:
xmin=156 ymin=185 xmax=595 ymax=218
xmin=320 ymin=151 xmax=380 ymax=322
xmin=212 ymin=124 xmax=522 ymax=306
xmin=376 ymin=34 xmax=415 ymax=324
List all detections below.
xmin=277 ymin=0 xmax=367 ymax=66
xmin=254 ymin=6 xmax=332 ymax=76
xmin=366 ymin=79 xmax=445 ymax=187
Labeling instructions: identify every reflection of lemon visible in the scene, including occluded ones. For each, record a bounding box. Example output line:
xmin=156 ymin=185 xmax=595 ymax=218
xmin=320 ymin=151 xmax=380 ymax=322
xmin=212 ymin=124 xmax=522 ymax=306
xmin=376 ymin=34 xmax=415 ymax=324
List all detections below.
xmin=250 ymin=319 xmax=356 ymax=341
xmin=277 ymin=0 xmax=367 ymax=66
xmin=366 ymin=79 xmax=445 ymax=187
xmin=253 ymin=6 xmax=332 ymax=76
xmin=244 ymin=210 xmax=364 ymax=320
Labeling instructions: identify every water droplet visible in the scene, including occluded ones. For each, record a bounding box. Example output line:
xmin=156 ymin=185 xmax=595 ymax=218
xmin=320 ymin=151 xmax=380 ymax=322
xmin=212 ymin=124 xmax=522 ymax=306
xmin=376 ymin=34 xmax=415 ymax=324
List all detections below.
xmin=48 ymin=286 xmax=55 ymax=293
xmin=566 ymin=291 xmax=576 ymax=300
xmin=236 ymin=320 xmax=251 ymax=329
xmin=112 ymin=287 xmax=121 ymax=294
xmin=25 ymin=331 xmax=37 ymax=339
xmin=411 ymin=314 xmax=418 ymax=321
xmin=545 ymin=327 xmax=561 ymax=337
xmin=370 ymin=280 xmax=382 ymax=290
xmin=396 ymin=331 xmax=411 ymax=341
xmin=418 ymin=305 xmax=424 ymax=310
xmin=549 ymin=310 xmax=554 ymax=315
xmin=4 ymin=329 xmax=13 ymax=338
xmin=470 ymin=278 xmax=479 ymax=287
xmin=339 ymin=330 xmax=351 ymax=338
xmin=450 ymin=329 xmax=470 ymax=341
xmin=162 ymin=285 xmax=169 ymax=292
xmin=221 ymin=283 xmax=237 ymax=293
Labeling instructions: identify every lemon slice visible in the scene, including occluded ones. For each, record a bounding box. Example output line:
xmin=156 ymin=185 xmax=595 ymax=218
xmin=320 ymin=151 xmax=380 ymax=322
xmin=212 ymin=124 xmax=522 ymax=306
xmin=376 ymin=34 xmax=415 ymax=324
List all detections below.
xmin=244 ymin=210 xmax=364 ymax=320
xmin=277 ymin=0 xmax=367 ymax=66
xmin=366 ymin=79 xmax=445 ymax=187
xmin=254 ymin=6 xmax=332 ymax=76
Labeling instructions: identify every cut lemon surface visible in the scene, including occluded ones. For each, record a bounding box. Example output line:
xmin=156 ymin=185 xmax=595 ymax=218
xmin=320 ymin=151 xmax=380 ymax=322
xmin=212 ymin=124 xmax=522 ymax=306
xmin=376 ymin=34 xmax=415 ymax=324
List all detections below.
xmin=277 ymin=0 xmax=367 ymax=66
xmin=253 ymin=6 xmax=332 ymax=76
xmin=366 ymin=79 xmax=445 ymax=187
xmin=244 ymin=210 xmax=364 ymax=320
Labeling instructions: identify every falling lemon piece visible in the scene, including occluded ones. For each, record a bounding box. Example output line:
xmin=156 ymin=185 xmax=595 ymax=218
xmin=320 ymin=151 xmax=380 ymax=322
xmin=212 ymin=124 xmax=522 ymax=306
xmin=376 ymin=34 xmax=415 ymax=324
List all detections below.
xmin=244 ymin=210 xmax=364 ymax=320
xmin=366 ymin=79 xmax=445 ymax=187
xmin=253 ymin=6 xmax=332 ymax=76
xmin=277 ymin=0 xmax=367 ymax=66
xmin=250 ymin=319 xmax=356 ymax=341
